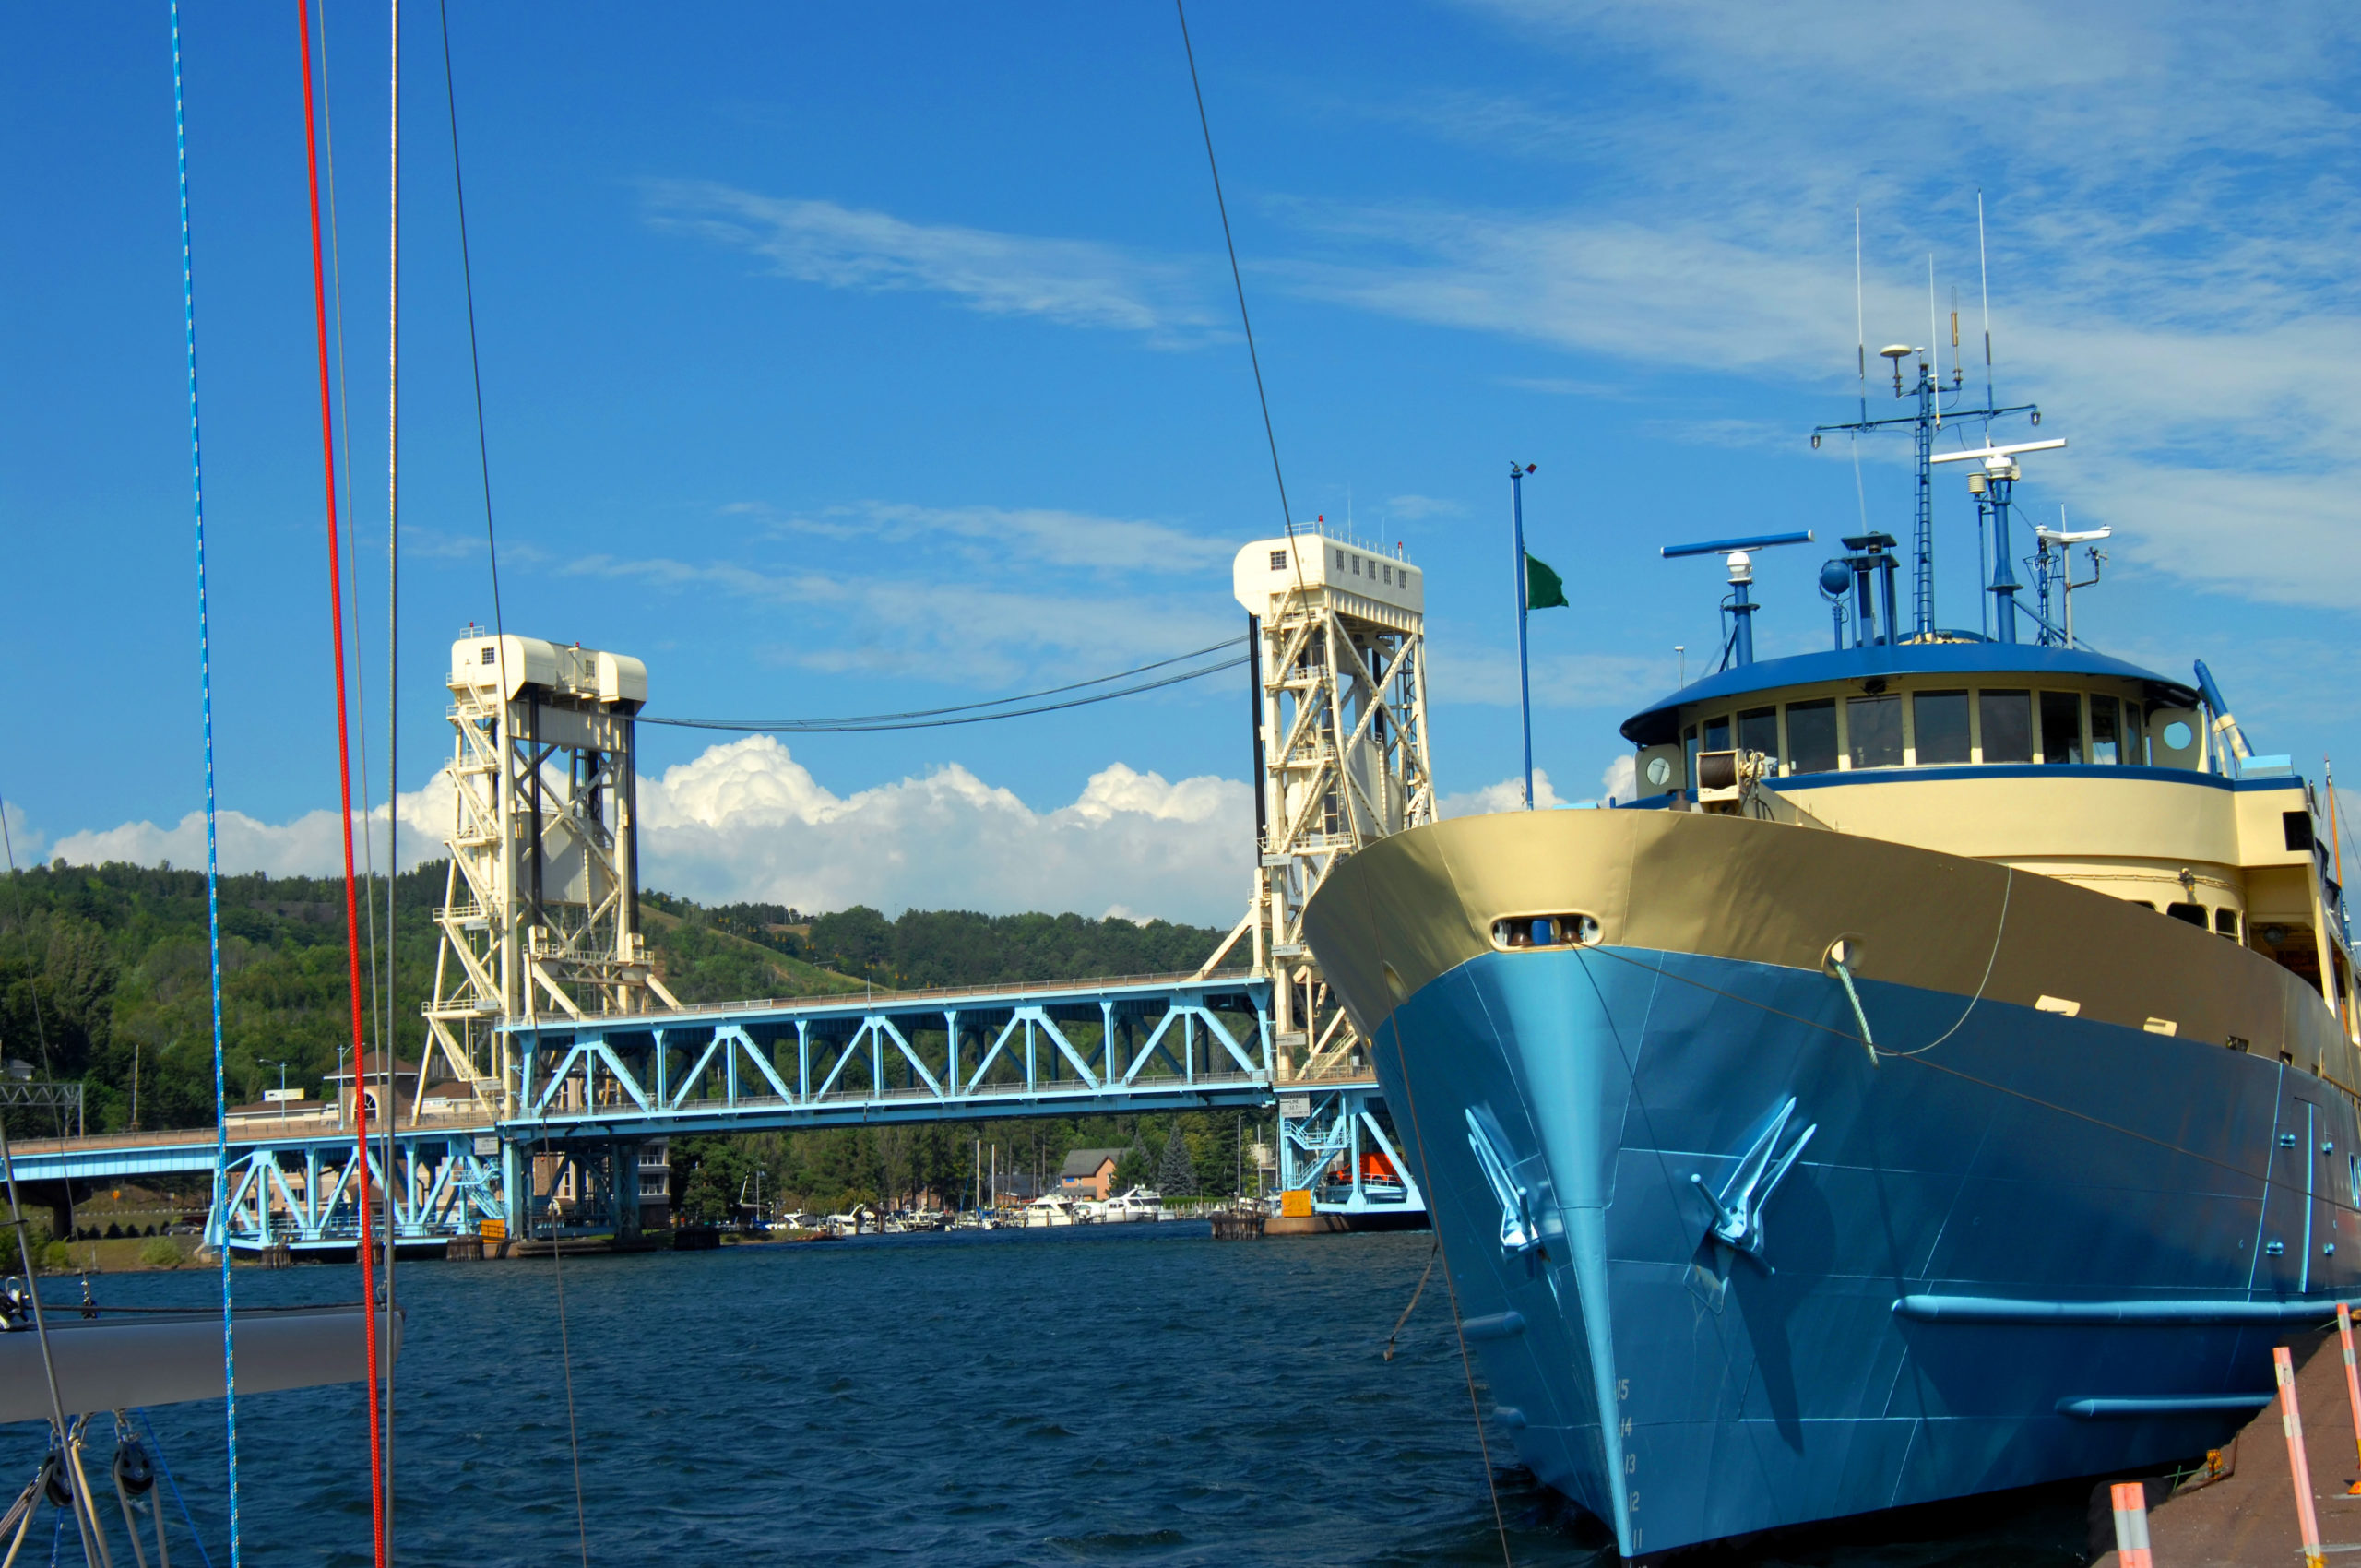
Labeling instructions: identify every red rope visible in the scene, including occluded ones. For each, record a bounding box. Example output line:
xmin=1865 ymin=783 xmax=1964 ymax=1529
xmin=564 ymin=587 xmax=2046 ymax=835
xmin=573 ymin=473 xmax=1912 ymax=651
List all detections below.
xmin=299 ymin=1 xmax=388 ymax=1562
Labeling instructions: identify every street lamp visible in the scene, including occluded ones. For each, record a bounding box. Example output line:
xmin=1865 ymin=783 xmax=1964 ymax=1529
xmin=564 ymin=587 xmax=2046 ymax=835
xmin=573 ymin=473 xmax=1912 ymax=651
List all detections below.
xmin=265 ymin=1060 xmax=292 ymax=1121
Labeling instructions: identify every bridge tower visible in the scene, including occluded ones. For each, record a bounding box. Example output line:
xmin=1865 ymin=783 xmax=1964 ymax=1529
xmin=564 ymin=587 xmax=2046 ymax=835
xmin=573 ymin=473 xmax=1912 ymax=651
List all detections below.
xmin=421 ymin=634 xmax=676 ymax=1120
xmin=1212 ymin=530 xmax=1433 ymax=1081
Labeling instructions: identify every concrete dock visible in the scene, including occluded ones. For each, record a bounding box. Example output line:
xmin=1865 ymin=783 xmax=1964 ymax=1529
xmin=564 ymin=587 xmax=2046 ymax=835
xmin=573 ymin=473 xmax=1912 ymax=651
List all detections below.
xmin=2094 ymin=1326 xmax=2361 ymax=1565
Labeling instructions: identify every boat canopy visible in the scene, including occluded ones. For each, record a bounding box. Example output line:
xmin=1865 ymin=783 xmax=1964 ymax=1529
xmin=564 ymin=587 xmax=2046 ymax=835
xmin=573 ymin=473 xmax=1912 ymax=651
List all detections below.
xmin=1619 ymin=643 xmax=2200 ymax=747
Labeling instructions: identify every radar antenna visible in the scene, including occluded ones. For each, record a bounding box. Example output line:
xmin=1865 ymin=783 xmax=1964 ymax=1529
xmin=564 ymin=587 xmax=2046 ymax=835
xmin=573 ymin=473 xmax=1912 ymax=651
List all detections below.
xmin=1662 ymin=531 xmax=1814 ymax=671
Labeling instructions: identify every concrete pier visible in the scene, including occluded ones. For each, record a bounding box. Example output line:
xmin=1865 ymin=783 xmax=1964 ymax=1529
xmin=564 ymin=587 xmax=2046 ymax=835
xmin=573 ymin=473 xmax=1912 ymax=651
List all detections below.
xmin=2094 ymin=1327 xmax=2361 ymax=1565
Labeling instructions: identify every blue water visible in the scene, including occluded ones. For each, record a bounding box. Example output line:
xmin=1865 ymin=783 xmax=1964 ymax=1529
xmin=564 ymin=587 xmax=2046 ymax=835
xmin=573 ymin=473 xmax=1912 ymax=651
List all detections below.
xmin=3 ymin=1229 xmax=2096 ymax=1565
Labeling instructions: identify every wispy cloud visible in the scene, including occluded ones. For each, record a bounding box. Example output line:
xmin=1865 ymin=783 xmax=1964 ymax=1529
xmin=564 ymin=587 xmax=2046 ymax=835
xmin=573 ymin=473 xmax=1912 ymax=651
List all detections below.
xmin=643 ymin=181 xmax=1224 ymax=348
xmin=726 ymin=499 xmax=1235 ymax=574
xmin=1268 ymin=4 xmax=2361 ymax=609
xmin=1383 ymin=493 xmax=1466 ymax=521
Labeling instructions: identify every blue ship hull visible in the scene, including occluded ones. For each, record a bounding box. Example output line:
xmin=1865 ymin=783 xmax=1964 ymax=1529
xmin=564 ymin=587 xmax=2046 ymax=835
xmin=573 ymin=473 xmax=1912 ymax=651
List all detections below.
xmin=1372 ymin=941 xmax=2356 ymax=1557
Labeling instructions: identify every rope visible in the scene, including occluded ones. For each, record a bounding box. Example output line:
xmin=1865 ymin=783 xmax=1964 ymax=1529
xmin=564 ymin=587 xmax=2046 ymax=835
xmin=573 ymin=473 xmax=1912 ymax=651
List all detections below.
xmin=1382 ymin=1239 xmax=1438 ymax=1361
xmin=1175 ymin=0 xmax=1291 ymax=540
xmin=136 ymin=1411 xmax=213 ymax=1568
xmin=1380 ymin=1023 xmax=1515 ymax=1567
xmin=167 ymin=6 xmax=239 ymax=1561
xmin=540 ymin=1139 xmax=590 ymax=1568
xmin=1873 ymin=869 xmax=2012 ymax=1059
xmin=295 ymin=6 xmax=390 ymax=1562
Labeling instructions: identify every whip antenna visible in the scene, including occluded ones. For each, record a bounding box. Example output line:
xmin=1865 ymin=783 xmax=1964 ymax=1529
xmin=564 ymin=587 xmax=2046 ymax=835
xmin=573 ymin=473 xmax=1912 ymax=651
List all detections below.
xmin=1855 ymin=208 xmax=1866 ymax=422
xmin=1977 ymin=189 xmax=1996 ymax=413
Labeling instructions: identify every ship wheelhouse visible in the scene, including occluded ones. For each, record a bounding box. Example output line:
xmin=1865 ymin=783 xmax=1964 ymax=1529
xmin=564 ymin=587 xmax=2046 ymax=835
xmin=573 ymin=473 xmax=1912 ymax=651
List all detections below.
xmin=1618 ymin=641 xmax=2356 ymax=1039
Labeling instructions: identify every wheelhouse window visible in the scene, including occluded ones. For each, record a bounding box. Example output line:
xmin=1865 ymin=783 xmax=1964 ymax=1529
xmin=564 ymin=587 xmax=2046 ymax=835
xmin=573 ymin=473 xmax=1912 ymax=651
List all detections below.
xmin=2090 ymin=695 xmax=2124 ymax=765
xmin=1703 ymin=714 xmax=1731 ymax=752
xmin=1913 ymin=690 xmax=1970 ymax=766
xmin=1847 ymin=693 xmax=1903 ymax=769
xmin=1683 ymin=724 xmax=1700 ymax=789
xmin=2040 ymin=691 xmax=2084 ymax=765
xmin=1786 ymin=700 xmax=1837 ymax=774
xmin=1979 ymin=689 xmax=2032 ymax=764
xmin=1738 ymin=706 xmax=1778 ymax=762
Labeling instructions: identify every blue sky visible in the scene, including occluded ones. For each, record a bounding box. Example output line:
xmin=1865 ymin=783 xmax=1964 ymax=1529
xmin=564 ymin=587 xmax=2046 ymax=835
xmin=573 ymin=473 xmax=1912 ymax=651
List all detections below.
xmin=5 ymin=3 xmax=2357 ymax=922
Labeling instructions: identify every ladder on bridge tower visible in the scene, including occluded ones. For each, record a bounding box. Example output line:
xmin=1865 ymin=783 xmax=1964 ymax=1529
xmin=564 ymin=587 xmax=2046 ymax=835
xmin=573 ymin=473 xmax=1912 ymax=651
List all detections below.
xmin=1200 ymin=529 xmax=1433 ymax=1082
xmin=421 ymin=634 xmax=679 ymax=1119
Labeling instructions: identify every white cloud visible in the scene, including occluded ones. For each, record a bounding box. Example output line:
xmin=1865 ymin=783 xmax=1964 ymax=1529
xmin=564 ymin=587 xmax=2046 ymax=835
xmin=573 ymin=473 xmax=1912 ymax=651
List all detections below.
xmin=48 ymin=778 xmax=451 ymax=881
xmin=49 ymin=741 xmax=1254 ymax=927
xmin=1384 ymin=493 xmax=1466 ymax=521
xmin=1440 ymin=767 xmax=1561 ymax=817
xmin=1269 ymin=5 xmax=2361 ymax=610
xmin=553 ymin=547 xmax=1236 ymax=689
xmin=1600 ymin=754 xmax=1637 ymax=804
xmin=733 ymin=499 xmax=1236 ymax=574
xmin=643 ymin=181 xmax=1223 ymax=347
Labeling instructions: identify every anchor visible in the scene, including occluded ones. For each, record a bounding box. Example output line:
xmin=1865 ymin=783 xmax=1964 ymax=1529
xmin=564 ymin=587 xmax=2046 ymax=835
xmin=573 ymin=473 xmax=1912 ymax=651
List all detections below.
xmin=1466 ymin=1105 xmax=1548 ymax=1259
xmin=1691 ymin=1095 xmax=1816 ymax=1264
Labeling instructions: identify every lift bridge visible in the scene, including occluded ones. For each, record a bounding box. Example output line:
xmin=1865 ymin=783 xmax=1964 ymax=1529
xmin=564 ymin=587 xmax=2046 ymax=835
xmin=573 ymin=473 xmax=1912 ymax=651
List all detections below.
xmin=10 ymin=529 xmax=1436 ymax=1252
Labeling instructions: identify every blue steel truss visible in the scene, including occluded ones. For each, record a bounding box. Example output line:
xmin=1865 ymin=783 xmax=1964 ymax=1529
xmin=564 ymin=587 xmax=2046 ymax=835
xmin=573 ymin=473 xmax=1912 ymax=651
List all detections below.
xmin=11 ymin=972 xmax=1431 ymax=1246
xmin=503 ymin=970 xmax=1275 ymax=1144
xmin=1277 ymin=1083 xmax=1428 ymax=1216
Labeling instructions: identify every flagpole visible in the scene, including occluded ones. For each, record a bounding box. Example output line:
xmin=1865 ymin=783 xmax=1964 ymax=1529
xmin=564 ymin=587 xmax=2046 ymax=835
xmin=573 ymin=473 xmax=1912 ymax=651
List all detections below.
xmin=1510 ymin=462 xmax=1534 ymax=810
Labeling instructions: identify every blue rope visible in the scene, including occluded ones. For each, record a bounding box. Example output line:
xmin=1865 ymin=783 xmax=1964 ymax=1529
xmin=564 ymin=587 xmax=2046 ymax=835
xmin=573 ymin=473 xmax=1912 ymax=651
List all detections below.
xmin=137 ymin=1408 xmax=219 ymax=1568
xmin=169 ymin=5 xmax=238 ymax=1564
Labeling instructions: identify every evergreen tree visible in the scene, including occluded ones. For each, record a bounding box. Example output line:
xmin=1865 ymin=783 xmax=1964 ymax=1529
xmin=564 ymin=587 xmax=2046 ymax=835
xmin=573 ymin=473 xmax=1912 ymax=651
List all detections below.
xmin=1156 ymin=1124 xmax=1197 ymax=1196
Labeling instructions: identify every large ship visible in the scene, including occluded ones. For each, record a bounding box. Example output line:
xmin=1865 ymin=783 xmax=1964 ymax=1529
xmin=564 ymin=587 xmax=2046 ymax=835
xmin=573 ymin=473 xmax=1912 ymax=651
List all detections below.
xmin=1300 ymin=347 xmax=2359 ymax=1556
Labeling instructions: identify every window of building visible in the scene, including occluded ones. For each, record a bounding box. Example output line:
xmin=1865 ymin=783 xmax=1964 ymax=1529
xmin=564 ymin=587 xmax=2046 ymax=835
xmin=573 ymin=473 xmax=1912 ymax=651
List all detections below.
xmin=1270 ymin=550 xmax=1287 ymax=571
xmin=1913 ymin=690 xmax=1970 ymax=765
xmin=1979 ymin=689 xmax=2032 ymax=764
xmin=2166 ymin=902 xmax=2207 ymax=928
xmin=1352 ymin=556 xmax=1362 ymax=575
xmin=1382 ymin=564 xmax=1393 ymax=585
xmin=1786 ymin=700 xmax=1837 ymax=774
xmin=1738 ymin=707 xmax=1778 ymax=761
xmin=1335 ymin=550 xmax=1346 ymax=569
xmin=2090 ymin=695 xmax=2123 ymax=765
xmin=1848 ymin=693 xmax=1903 ymax=769
xmin=2215 ymin=907 xmax=2241 ymax=941
xmin=1703 ymin=714 xmax=1731 ymax=753
xmin=2039 ymin=691 xmax=2083 ymax=765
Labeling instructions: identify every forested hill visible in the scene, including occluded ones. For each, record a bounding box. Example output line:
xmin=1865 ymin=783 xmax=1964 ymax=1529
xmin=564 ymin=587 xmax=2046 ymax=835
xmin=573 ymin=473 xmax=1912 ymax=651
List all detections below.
xmin=0 ymin=861 xmax=1225 ymax=1136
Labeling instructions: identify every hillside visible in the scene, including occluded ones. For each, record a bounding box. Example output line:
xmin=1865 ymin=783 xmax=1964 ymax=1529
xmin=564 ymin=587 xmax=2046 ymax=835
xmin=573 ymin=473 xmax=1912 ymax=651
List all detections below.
xmin=0 ymin=861 xmax=1228 ymax=1138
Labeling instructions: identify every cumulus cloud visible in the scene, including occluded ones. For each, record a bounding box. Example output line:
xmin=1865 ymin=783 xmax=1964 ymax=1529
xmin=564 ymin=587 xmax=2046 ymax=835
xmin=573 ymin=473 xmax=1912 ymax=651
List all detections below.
xmin=1600 ymin=754 xmax=1637 ymax=804
xmin=48 ymin=741 xmax=1254 ymax=927
xmin=1439 ymin=768 xmax=1561 ymax=817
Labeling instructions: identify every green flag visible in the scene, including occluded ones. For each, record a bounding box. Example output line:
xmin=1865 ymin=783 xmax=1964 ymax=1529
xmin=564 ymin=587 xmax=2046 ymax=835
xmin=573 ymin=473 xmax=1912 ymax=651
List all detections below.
xmin=1525 ymin=551 xmax=1569 ymax=610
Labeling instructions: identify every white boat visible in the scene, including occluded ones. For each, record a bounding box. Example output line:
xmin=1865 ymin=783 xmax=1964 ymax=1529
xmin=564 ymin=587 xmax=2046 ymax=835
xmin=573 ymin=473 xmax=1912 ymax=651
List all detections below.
xmin=1019 ymin=1194 xmax=1082 ymax=1228
xmin=1099 ymin=1186 xmax=1164 ymax=1223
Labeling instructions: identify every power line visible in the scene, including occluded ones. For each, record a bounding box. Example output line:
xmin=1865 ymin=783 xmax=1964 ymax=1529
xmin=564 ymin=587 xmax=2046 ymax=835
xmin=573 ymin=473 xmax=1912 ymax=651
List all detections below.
xmin=644 ymin=643 xmax=1248 ymax=734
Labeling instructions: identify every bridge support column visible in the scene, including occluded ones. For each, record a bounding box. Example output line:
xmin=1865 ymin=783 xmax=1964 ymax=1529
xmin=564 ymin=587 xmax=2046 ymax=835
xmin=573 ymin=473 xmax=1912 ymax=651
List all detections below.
xmin=503 ymin=1138 xmax=526 ymax=1242
xmin=615 ymin=1141 xmax=642 ymax=1241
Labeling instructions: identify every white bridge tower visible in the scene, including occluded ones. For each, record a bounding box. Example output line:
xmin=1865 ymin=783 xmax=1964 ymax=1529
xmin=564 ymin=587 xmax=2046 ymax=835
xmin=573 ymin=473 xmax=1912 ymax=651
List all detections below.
xmin=1204 ymin=530 xmax=1433 ymax=1081
xmin=422 ymin=633 xmax=678 ymax=1118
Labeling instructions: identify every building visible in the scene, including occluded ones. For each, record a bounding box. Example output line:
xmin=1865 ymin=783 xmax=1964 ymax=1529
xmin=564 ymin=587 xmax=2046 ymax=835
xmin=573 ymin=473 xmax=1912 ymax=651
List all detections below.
xmin=1058 ymin=1147 xmax=1122 ymax=1202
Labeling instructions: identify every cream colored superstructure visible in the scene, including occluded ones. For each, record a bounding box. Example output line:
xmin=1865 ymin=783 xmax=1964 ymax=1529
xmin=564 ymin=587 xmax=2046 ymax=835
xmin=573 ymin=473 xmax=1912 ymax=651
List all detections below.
xmin=1631 ymin=659 xmax=2356 ymax=1044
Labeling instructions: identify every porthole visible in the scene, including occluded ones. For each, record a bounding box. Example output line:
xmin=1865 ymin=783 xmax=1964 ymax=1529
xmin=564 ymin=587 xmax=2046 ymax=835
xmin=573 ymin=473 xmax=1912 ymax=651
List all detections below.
xmin=1644 ymin=755 xmax=1672 ymax=788
xmin=2163 ymin=720 xmax=2193 ymax=750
